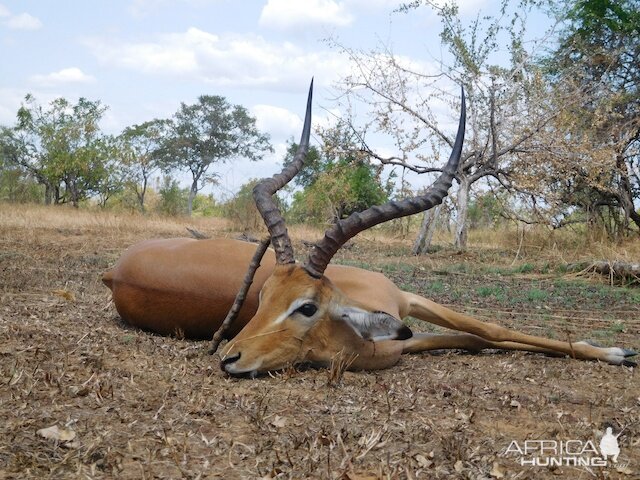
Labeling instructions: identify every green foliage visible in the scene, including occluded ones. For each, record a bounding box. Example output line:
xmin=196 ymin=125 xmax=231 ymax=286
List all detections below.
xmin=467 ymin=191 xmax=505 ymax=229
xmin=160 ymin=95 xmax=273 ymax=216
xmin=0 ymin=93 xmax=273 ymax=217
xmin=2 ymin=95 xmax=114 ymax=207
xmin=119 ymin=119 xmax=170 ymax=211
xmin=157 ymin=176 xmax=188 ymax=216
xmin=0 ymin=167 xmax=43 ymax=203
xmin=191 ymin=193 xmax=219 ymax=217
xmin=543 ymin=0 xmax=640 ymax=233
xmin=287 ymin=121 xmax=390 ymax=225
xmin=92 ymin=135 xmax=128 ymax=208
xmin=288 ymin=160 xmax=388 ymax=224
xmin=425 ymin=280 xmax=445 ymax=294
xmin=107 ymin=186 xmax=145 ymax=213
xmin=565 ymin=0 xmax=640 ymax=40
xmin=514 ymin=263 xmax=535 ymax=274
xmin=525 ymin=288 xmax=548 ymax=302
xmin=223 ymin=179 xmax=270 ymax=232
xmin=476 ymin=285 xmax=504 ymax=298
xmin=282 ymin=142 xmax=323 ymax=188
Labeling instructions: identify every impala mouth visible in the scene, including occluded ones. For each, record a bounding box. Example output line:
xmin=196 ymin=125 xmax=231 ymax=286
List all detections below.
xmin=220 ymin=352 xmax=241 ymax=371
xmin=220 ymin=353 xmax=262 ymax=378
xmin=224 ymin=368 xmax=259 ymax=379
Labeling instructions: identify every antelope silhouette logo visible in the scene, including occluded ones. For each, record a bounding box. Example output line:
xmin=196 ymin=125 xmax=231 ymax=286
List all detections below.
xmin=599 ymin=427 xmax=620 ymax=463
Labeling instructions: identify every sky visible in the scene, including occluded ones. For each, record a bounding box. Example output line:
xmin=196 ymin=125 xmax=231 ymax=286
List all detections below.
xmin=0 ymin=0 xmax=549 ymax=199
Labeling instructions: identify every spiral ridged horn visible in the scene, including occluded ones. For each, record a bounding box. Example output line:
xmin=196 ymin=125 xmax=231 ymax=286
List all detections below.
xmin=253 ymin=79 xmax=313 ymax=264
xmin=304 ymin=87 xmax=466 ymax=278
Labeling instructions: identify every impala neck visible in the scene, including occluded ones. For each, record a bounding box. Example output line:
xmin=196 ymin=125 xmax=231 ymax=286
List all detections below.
xmin=299 ymin=314 xmax=402 ymax=371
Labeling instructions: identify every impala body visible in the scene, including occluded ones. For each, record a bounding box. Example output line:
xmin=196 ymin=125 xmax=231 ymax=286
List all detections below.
xmin=103 ymin=236 xmax=636 ymax=375
xmin=102 ymin=237 xmax=408 ymax=344
xmin=103 ymin=80 xmax=636 ymax=377
xmin=103 ymin=237 xmax=416 ymax=371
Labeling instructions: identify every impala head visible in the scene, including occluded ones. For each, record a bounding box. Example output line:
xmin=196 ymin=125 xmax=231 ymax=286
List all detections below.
xmin=221 ymin=80 xmax=466 ymax=376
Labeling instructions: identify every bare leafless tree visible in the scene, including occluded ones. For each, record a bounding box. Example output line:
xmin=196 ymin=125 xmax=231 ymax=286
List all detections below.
xmin=326 ymin=1 xmax=564 ymax=251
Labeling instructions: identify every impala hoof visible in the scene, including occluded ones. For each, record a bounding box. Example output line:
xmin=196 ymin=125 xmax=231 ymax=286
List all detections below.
xmin=620 ymin=349 xmax=637 ymax=367
xmin=605 ymin=347 xmax=636 ymax=366
xmin=576 ymin=341 xmax=637 ymax=366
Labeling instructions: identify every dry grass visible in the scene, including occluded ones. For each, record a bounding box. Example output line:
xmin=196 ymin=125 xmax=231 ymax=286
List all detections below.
xmin=0 ymin=203 xmax=231 ymax=237
xmin=1 ymin=203 xmax=639 ymax=479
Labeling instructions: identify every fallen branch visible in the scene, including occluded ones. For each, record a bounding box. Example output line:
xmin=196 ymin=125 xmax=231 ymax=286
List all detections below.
xmin=208 ymin=236 xmax=271 ymax=354
xmin=567 ymin=261 xmax=640 ymax=284
xmin=186 ymin=227 xmax=209 ymax=239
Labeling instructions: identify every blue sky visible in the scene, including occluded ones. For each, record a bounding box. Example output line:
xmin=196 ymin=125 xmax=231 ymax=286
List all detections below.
xmin=0 ymin=0 xmax=550 ymax=198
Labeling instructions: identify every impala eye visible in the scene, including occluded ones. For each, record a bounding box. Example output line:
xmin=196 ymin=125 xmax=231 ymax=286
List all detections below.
xmin=296 ymin=303 xmax=318 ymax=317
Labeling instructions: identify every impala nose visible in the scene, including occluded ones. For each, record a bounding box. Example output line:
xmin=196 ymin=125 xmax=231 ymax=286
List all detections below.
xmin=220 ymin=352 xmax=241 ymax=372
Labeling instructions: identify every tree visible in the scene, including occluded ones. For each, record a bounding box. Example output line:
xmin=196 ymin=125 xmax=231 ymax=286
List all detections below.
xmin=0 ymin=127 xmax=43 ymax=202
xmin=282 ymin=141 xmax=324 ymax=189
xmin=120 ymin=119 xmax=169 ymax=212
xmin=329 ymin=0 xmax=561 ymax=250
xmin=1 ymin=112 xmax=59 ymax=204
xmin=160 ymin=96 xmax=272 ymax=216
xmin=544 ymin=0 xmax=640 ymax=234
xmin=93 ymin=135 xmax=128 ymax=208
xmin=3 ymin=95 xmax=109 ymax=207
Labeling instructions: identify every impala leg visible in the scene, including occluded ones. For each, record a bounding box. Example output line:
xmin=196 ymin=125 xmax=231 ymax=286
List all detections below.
xmin=402 ymin=332 xmax=565 ymax=356
xmin=404 ymin=293 xmax=637 ymax=366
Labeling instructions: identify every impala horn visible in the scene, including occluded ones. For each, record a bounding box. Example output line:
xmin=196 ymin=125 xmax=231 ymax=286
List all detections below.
xmin=304 ymin=87 xmax=466 ymax=278
xmin=253 ymin=79 xmax=313 ymax=264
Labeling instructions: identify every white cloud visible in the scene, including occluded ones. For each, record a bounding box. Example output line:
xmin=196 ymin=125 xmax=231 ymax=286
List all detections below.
xmin=259 ymin=0 xmax=353 ymax=29
xmin=252 ymin=104 xmax=302 ymax=139
xmin=29 ymin=67 xmax=95 ymax=86
xmin=86 ymin=28 xmax=350 ymax=89
xmin=0 ymin=4 xmax=10 ymax=17
xmin=4 ymin=12 xmax=42 ymax=30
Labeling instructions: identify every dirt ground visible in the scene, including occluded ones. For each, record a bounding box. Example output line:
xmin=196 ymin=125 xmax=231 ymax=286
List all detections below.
xmin=1 ymin=205 xmax=638 ymax=479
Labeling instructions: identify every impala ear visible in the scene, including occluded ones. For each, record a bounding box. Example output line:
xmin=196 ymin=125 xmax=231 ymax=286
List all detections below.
xmin=330 ymin=306 xmax=413 ymax=341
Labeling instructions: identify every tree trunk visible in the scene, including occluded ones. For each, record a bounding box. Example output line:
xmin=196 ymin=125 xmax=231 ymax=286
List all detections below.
xmin=187 ymin=180 xmax=197 ymax=216
xmin=44 ymin=183 xmax=53 ymax=205
xmin=412 ymin=204 xmax=441 ymax=255
xmin=137 ymin=177 xmax=148 ymax=213
xmin=67 ymin=176 xmax=80 ymax=208
xmin=616 ymin=154 xmax=640 ymax=233
xmin=454 ymin=177 xmax=470 ymax=251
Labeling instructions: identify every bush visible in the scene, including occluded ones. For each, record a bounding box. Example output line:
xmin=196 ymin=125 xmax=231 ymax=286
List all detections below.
xmin=288 ymin=162 xmax=388 ymax=225
xmin=192 ymin=193 xmax=220 ymax=217
xmin=0 ymin=168 xmax=44 ymax=203
xmin=222 ymin=179 xmax=277 ymax=232
xmin=157 ymin=176 xmax=188 ymax=216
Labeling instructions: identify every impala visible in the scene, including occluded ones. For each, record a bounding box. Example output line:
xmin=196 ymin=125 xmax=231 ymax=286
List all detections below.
xmin=103 ymin=81 xmax=636 ymax=377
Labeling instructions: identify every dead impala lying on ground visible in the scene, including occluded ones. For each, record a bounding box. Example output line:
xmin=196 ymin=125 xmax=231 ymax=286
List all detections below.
xmin=103 ymin=81 xmax=636 ymax=377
